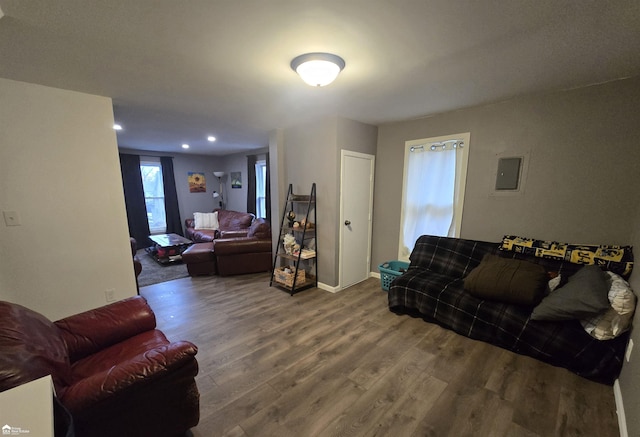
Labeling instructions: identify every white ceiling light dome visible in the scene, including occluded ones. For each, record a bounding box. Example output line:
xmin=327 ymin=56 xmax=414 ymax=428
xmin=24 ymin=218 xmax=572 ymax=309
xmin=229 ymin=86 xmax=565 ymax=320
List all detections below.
xmin=291 ymin=53 xmax=345 ymax=87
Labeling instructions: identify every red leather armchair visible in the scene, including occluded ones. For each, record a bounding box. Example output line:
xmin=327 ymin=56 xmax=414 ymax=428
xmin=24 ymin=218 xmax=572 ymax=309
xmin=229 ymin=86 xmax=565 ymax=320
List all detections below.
xmin=0 ymin=296 xmax=199 ymax=437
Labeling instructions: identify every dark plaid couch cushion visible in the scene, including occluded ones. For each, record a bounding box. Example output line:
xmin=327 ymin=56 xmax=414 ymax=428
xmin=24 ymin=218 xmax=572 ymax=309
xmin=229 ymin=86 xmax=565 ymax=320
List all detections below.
xmin=408 ymin=235 xmax=498 ymax=278
xmin=389 ymin=234 xmax=629 ymax=384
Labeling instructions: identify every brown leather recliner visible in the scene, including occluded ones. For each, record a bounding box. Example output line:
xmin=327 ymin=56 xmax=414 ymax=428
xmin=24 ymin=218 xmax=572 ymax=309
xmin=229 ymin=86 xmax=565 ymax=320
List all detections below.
xmin=0 ymin=296 xmax=199 ymax=437
xmin=213 ymin=218 xmax=273 ymax=276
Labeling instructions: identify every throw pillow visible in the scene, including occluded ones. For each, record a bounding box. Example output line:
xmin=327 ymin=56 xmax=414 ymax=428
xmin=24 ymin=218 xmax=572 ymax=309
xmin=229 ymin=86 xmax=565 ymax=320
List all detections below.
xmin=500 ymin=235 xmax=634 ymax=278
xmin=531 ymin=265 xmax=610 ymax=321
xmin=580 ymin=271 xmax=637 ymax=340
xmin=464 ymin=254 xmax=548 ymax=306
xmin=193 ymin=212 xmax=219 ymax=230
xmin=548 ymin=274 xmax=562 ymax=292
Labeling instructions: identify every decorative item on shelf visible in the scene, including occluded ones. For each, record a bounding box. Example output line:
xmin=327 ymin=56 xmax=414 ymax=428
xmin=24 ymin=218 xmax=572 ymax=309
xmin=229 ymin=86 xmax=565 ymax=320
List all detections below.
xmin=287 ymin=209 xmax=296 ymax=227
xmin=293 ymin=248 xmax=316 ymax=259
xmin=283 ymin=233 xmax=296 ymax=255
xmin=300 ymin=218 xmax=315 ymax=229
xmin=293 ymin=221 xmax=300 ymax=229
xmin=274 ymin=266 xmax=306 ymax=288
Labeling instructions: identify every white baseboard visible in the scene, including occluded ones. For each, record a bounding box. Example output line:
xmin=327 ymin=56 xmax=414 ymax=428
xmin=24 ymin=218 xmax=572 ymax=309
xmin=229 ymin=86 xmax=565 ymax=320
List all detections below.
xmin=317 ymin=282 xmax=340 ymax=293
xmin=614 ymin=379 xmax=627 ymax=437
xmin=319 ymin=273 xmax=381 ymax=293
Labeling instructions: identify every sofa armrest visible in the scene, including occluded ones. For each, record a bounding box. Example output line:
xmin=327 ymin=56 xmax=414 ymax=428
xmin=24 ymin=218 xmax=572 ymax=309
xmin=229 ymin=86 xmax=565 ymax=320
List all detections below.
xmin=55 ymin=296 xmax=157 ymax=362
xmin=218 ymin=229 xmax=249 ymax=239
xmin=61 ymin=341 xmax=198 ymax=412
xmin=214 ymin=238 xmax=272 ymax=256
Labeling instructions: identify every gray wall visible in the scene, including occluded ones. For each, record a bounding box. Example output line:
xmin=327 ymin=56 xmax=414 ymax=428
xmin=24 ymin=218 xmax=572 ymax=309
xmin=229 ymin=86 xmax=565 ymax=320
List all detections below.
xmin=372 ymin=76 xmax=640 ymax=268
xmin=372 ymin=75 xmax=640 ymax=435
xmin=283 ymin=117 xmax=337 ymax=286
xmin=118 ymin=147 xmax=270 ymax=231
xmin=275 ymin=116 xmax=377 ymax=287
xmin=221 ymin=147 xmax=269 ymax=213
xmin=0 ymin=79 xmax=136 ymax=319
xmin=119 ymin=148 xmax=221 ymax=231
xmin=619 ymin=200 xmax=640 ymax=437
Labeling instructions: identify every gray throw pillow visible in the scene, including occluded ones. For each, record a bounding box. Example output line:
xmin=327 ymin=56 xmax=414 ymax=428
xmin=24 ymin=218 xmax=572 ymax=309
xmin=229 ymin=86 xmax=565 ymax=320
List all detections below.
xmin=531 ymin=265 xmax=610 ymax=321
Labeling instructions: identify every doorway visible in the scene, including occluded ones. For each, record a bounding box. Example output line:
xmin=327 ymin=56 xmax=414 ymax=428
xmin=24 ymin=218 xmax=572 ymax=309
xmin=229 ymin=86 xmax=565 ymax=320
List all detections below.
xmin=339 ymin=150 xmax=375 ymax=290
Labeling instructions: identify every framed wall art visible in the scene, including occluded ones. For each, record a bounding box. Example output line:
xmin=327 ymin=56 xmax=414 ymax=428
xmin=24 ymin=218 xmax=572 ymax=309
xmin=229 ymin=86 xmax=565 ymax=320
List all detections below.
xmin=231 ymin=171 xmax=242 ymax=189
xmin=188 ymin=172 xmax=206 ymax=193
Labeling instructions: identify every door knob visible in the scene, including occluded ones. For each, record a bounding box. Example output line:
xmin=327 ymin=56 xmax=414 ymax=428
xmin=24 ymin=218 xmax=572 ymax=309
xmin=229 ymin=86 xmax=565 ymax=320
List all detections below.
xmin=344 ymin=220 xmax=351 ymax=226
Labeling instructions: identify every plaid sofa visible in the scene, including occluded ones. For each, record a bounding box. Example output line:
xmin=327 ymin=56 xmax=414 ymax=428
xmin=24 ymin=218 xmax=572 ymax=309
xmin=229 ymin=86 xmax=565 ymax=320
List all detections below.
xmin=388 ymin=235 xmax=631 ymax=384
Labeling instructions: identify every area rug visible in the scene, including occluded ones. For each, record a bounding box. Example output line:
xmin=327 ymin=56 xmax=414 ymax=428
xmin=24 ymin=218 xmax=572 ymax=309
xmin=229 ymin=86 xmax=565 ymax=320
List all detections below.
xmin=136 ymin=249 xmax=189 ymax=287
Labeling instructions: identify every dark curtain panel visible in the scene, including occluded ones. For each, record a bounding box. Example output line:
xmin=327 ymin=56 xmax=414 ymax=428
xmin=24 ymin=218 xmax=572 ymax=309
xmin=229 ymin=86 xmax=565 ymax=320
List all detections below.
xmin=119 ymin=154 xmax=150 ymax=247
xmin=246 ymin=154 xmax=257 ymax=215
xmin=265 ymin=152 xmax=271 ymax=224
xmin=160 ymin=156 xmax=183 ymax=236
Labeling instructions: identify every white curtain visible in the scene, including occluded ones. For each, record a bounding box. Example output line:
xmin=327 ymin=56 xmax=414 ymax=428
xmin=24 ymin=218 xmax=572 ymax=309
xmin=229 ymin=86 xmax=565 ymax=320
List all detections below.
xmin=401 ymin=146 xmax=456 ymax=256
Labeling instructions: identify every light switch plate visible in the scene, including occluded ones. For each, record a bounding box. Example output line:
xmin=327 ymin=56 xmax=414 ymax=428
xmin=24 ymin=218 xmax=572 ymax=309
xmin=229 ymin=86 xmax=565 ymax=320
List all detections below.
xmin=3 ymin=211 xmax=21 ymax=226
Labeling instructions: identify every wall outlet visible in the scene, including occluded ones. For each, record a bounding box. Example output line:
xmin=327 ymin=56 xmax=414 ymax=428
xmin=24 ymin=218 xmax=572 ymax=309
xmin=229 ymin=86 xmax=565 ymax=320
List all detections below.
xmin=105 ymin=289 xmax=116 ymax=303
xmin=626 ymin=339 xmax=634 ymax=362
xmin=3 ymin=211 xmax=21 ymax=226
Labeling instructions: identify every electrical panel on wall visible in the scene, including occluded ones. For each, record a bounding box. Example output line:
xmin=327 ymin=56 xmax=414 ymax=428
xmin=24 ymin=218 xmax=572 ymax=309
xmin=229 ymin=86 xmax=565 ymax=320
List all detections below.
xmin=490 ymin=151 xmax=530 ymax=196
xmin=495 ymin=157 xmax=522 ymax=190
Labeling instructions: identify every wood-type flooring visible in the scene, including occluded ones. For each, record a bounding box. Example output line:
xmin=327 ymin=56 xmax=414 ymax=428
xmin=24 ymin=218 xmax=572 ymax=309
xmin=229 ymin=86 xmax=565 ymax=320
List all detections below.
xmin=140 ymin=274 xmax=620 ymax=437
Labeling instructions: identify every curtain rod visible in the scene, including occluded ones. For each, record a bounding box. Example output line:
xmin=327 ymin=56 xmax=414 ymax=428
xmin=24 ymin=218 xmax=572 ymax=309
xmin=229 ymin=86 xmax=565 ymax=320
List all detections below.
xmin=410 ymin=140 xmax=464 ymax=152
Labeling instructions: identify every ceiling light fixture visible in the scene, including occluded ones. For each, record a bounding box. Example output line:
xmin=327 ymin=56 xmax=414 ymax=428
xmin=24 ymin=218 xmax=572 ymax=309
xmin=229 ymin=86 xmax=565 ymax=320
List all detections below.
xmin=207 ymin=136 xmax=216 ymax=142
xmin=113 ymin=124 xmax=122 ymax=131
xmin=290 ymin=52 xmax=345 ymax=87
xmin=182 ymin=144 xmax=189 ymax=149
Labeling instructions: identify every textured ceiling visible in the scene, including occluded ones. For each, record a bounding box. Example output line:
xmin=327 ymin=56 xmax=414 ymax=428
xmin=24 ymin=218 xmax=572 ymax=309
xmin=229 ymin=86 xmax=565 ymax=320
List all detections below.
xmin=1 ymin=1 xmax=639 ymax=155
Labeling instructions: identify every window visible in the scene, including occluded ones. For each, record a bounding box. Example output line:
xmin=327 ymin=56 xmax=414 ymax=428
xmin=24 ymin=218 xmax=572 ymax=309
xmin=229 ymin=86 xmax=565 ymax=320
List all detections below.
xmin=398 ymin=133 xmax=470 ymax=260
xmin=140 ymin=159 xmax=166 ymax=234
xmin=255 ymin=160 xmax=267 ymax=218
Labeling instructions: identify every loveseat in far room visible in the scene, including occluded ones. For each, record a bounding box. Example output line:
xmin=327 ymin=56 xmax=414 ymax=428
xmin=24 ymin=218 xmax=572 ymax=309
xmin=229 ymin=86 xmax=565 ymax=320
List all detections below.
xmin=182 ymin=218 xmax=272 ymax=276
xmin=185 ymin=209 xmax=255 ymax=242
xmin=388 ymin=234 xmax=635 ymax=384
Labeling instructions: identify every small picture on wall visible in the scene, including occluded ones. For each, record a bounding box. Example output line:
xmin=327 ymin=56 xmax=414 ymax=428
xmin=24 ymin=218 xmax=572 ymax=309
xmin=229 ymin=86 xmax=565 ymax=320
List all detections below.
xmin=188 ymin=172 xmax=206 ymax=193
xmin=231 ymin=171 xmax=242 ymax=189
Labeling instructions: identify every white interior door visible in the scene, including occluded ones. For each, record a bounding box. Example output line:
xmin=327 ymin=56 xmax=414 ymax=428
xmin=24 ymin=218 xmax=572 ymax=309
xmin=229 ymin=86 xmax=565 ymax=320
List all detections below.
xmin=339 ymin=150 xmax=375 ymax=289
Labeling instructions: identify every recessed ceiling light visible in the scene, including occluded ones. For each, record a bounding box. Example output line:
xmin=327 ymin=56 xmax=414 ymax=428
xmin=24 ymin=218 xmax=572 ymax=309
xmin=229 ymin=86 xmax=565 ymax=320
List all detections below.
xmin=207 ymin=136 xmax=216 ymax=142
xmin=182 ymin=144 xmax=190 ymax=149
xmin=113 ymin=124 xmax=123 ymax=131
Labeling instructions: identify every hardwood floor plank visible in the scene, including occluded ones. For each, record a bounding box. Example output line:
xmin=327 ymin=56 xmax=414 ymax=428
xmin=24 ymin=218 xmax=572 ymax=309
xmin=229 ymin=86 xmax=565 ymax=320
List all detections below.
xmin=511 ymin=363 xmax=563 ymax=437
xmin=318 ymin=347 xmax=437 ymax=436
xmin=555 ymin=377 xmax=619 ymax=436
xmin=139 ymin=276 xmax=620 ymax=437
xmin=347 ymin=317 xmax=434 ymax=390
xmin=364 ymin=374 xmax=448 ymax=437
xmin=194 ymin=381 xmax=282 ymax=436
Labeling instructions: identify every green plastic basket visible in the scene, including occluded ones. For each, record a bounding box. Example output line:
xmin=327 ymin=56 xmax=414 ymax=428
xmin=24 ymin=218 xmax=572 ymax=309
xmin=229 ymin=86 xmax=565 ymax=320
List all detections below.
xmin=378 ymin=261 xmax=409 ymax=291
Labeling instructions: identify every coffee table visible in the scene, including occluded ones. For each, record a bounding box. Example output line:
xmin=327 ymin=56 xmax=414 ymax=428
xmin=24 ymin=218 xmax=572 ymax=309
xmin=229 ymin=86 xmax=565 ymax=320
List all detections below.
xmin=146 ymin=233 xmax=193 ymax=265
